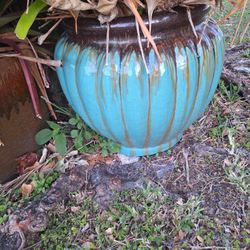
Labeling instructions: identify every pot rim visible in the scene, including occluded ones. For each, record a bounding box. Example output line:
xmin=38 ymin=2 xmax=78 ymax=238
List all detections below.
xmin=63 ymin=5 xmax=210 ymax=35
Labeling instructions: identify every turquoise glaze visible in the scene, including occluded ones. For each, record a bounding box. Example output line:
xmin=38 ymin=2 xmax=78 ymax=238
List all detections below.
xmin=55 ymin=7 xmax=224 ymax=156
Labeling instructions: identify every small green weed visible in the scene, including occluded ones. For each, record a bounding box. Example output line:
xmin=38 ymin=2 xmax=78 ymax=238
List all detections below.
xmin=219 ymin=80 xmax=240 ymax=103
xmin=35 ymin=112 xmax=120 ymax=157
xmin=224 ymin=156 xmax=250 ymax=195
xmin=31 ymin=170 xmax=60 ymax=196
xmin=209 ymin=106 xmax=228 ymax=139
xmin=69 ymin=114 xmax=120 ymax=156
xmin=173 ymin=196 xmax=203 ymax=233
xmin=35 ymin=121 xmax=67 ymax=156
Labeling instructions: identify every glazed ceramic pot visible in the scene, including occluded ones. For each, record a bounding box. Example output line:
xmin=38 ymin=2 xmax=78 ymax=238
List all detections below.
xmin=55 ymin=5 xmax=224 ymax=156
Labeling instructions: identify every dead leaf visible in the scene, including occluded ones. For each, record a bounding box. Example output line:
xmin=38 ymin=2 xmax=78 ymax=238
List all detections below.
xmin=23 ymin=161 xmax=40 ymax=174
xmin=16 ymin=152 xmax=38 ymax=175
xmin=40 ymin=160 xmax=56 ymax=173
xmin=21 ymin=183 xmax=34 ymax=197
xmin=45 ymin=0 xmax=95 ymax=11
xmin=176 ymin=198 xmax=184 ymax=205
xmin=96 ymin=0 xmax=118 ymax=15
xmin=174 ymin=230 xmax=187 ymax=241
xmin=98 ymin=7 xmax=119 ymax=24
xmin=71 ymin=206 xmax=81 ymax=213
xmin=86 ymin=154 xmax=113 ymax=166
xmin=105 ymin=227 xmax=113 ymax=235
xmin=196 ymin=235 xmax=204 ymax=243
xmin=178 ymin=230 xmax=186 ymax=240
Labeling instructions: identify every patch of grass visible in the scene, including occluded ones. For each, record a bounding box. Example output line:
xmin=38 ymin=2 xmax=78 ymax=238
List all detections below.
xmin=218 ymin=80 xmax=241 ymax=103
xmin=37 ymin=185 xmax=173 ymax=249
xmin=209 ymin=105 xmax=228 ymax=139
xmin=31 ymin=185 xmax=211 ymax=249
xmin=224 ymin=155 xmax=250 ymax=195
xmin=0 ymin=169 xmax=60 ymax=226
xmin=213 ymin=0 xmax=250 ymax=45
xmin=39 ymin=197 xmax=95 ymax=250
xmin=173 ymin=196 xmax=203 ymax=233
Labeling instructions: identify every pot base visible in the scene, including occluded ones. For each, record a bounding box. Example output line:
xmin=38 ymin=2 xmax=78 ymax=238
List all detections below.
xmin=120 ymin=134 xmax=182 ymax=156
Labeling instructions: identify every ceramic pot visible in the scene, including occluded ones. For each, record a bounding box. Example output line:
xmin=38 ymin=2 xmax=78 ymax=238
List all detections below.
xmin=55 ymin=5 xmax=224 ymax=156
xmin=0 ymin=57 xmax=47 ymax=183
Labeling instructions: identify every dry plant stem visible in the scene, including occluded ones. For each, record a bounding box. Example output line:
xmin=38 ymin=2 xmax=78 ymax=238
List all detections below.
xmin=26 ymin=0 xmax=30 ymax=14
xmin=199 ymin=9 xmax=214 ymax=46
xmin=240 ymin=19 xmax=250 ymax=43
xmin=36 ymin=15 xmax=71 ymax=20
xmin=231 ymin=0 xmax=248 ymax=45
xmin=124 ymin=0 xmax=162 ymax=62
xmin=187 ymin=7 xmax=198 ymax=38
xmin=17 ymin=56 xmax=43 ymax=118
xmin=0 ymin=155 xmax=56 ymax=197
xmin=69 ymin=10 xmax=80 ymax=34
xmin=220 ymin=0 xmax=247 ymax=22
xmin=135 ymin=19 xmax=149 ymax=75
xmin=39 ymin=20 xmax=53 ymax=29
xmin=105 ymin=22 xmax=110 ymax=65
xmin=146 ymin=0 xmax=158 ymax=48
xmin=38 ymin=18 xmax=63 ymax=45
xmin=27 ymin=39 xmax=57 ymax=119
xmin=1 ymin=170 xmax=34 ymax=197
xmin=27 ymin=39 xmax=50 ymax=88
xmin=182 ymin=149 xmax=190 ymax=184
xmin=0 ymin=53 xmax=61 ymax=67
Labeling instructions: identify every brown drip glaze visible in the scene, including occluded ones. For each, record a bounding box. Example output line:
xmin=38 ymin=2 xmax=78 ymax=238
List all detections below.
xmin=62 ymin=5 xmax=210 ymax=49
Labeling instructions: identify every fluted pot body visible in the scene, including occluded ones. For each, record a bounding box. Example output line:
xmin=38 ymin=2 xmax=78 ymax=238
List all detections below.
xmin=55 ymin=5 xmax=224 ymax=156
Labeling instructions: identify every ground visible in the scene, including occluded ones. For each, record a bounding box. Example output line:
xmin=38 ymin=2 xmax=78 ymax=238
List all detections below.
xmin=0 ymin=1 xmax=249 ymax=250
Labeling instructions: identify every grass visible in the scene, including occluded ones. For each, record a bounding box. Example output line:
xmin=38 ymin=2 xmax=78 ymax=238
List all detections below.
xmin=213 ymin=0 xmax=250 ymax=44
xmin=29 ymin=185 xmax=206 ymax=249
xmin=0 ymin=169 xmax=60 ymax=225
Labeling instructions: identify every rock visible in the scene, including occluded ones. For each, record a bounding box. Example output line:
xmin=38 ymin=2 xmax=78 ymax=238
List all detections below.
xmin=117 ymin=154 xmax=139 ymax=165
xmin=106 ymin=161 xmax=143 ymax=181
xmin=155 ymin=164 xmax=173 ymax=179
xmin=122 ymin=179 xmax=145 ymax=190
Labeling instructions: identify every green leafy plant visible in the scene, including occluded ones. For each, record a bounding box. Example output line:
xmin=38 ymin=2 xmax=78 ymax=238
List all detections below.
xmin=66 ymin=114 xmax=120 ymax=154
xmin=35 ymin=121 xmax=67 ymax=156
xmin=68 ymin=113 xmax=120 ymax=156
xmin=35 ymin=111 xmax=120 ymax=157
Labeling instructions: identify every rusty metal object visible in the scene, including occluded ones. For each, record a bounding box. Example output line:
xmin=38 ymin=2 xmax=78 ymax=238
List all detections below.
xmin=0 ymin=57 xmax=47 ymax=183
